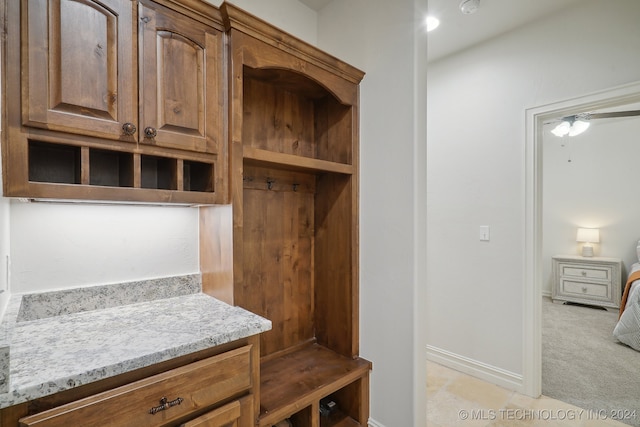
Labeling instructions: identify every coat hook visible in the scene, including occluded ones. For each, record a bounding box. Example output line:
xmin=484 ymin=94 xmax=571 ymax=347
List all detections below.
xmin=267 ymin=178 xmax=275 ymax=190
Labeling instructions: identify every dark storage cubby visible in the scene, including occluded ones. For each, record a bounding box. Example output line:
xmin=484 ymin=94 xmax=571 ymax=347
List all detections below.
xmin=320 ymin=381 xmax=364 ymax=427
xmin=141 ymin=155 xmax=177 ymax=190
xmin=289 ymin=407 xmax=312 ymax=427
xmin=89 ymin=149 xmax=134 ymax=187
xmin=184 ymin=160 xmax=214 ymax=192
xmin=28 ymin=141 xmax=81 ymax=184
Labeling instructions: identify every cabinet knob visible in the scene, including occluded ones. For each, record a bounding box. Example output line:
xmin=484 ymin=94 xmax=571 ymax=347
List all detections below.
xmin=122 ymin=122 xmax=136 ymax=136
xmin=581 ymin=271 xmax=587 ymax=276
xmin=582 ymin=286 xmax=588 ymax=293
xmin=144 ymin=126 xmax=157 ymax=138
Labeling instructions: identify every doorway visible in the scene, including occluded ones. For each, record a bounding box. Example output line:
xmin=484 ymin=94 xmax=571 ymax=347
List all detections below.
xmin=524 ymin=80 xmax=640 ymax=398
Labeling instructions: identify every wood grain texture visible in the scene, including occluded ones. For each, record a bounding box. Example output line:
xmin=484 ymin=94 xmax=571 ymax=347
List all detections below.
xmin=179 ymin=400 xmax=240 ymax=427
xmin=19 ymin=346 xmax=252 ymax=427
xmin=4 ymin=0 xmax=226 ymax=204
xmin=200 ymin=205 xmax=234 ymax=304
xmin=226 ymin=8 xmax=369 ymax=425
xmin=258 ymin=344 xmax=370 ymax=427
xmin=22 ymin=0 xmax=136 ymax=140
xmin=239 ymin=167 xmax=315 ymax=356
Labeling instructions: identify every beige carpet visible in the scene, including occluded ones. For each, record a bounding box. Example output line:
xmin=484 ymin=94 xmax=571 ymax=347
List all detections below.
xmin=542 ymin=296 xmax=640 ymax=427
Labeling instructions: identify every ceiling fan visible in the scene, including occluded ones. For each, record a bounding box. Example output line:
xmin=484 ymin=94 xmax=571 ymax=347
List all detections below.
xmin=547 ymin=109 xmax=640 ymax=137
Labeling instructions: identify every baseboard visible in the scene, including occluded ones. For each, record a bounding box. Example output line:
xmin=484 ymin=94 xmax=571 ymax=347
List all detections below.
xmin=368 ymin=418 xmax=386 ymax=427
xmin=427 ymin=345 xmax=525 ymax=394
xmin=541 ymin=289 xmax=551 ymax=297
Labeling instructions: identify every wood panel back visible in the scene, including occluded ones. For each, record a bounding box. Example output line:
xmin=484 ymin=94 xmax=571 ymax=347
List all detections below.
xmin=243 ymin=75 xmax=315 ymax=158
xmin=314 ymin=173 xmax=356 ymax=357
xmin=239 ymin=166 xmax=315 ymax=357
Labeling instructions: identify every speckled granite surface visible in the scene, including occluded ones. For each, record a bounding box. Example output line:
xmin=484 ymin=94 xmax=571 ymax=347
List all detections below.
xmin=0 ymin=276 xmax=271 ymax=409
xmin=17 ymin=274 xmax=201 ymax=322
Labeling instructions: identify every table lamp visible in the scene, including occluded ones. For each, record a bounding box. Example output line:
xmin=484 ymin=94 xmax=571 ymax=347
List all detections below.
xmin=576 ymin=228 xmax=599 ymax=257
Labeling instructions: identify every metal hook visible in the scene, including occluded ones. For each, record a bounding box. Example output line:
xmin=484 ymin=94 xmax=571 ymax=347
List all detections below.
xmin=292 ymin=183 xmax=299 ymax=192
xmin=267 ymin=178 xmax=275 ymax=190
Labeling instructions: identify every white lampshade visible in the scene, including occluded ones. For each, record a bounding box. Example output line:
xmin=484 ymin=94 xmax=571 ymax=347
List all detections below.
xmin=576 ymin=228 xmax=600 ymax=243
xmin=576 ymin=228 xmax=599 ymax=257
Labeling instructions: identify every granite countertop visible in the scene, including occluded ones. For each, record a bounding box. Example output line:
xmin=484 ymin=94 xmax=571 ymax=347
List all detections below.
xmin=0 ymin=274 xmax=271 ymax=409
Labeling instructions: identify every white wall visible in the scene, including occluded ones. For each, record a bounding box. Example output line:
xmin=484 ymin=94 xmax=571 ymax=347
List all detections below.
xmin=427 ymin=0 xmax=640 ymax=386
xmin=317 ymin=1 xmax=427 ymax=426
xmin=9 ymin=202 xmax=199 ymax=293
xmin=543 ymin=115 xmax=640 ymax=293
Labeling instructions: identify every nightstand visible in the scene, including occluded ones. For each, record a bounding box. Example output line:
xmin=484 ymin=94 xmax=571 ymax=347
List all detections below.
xmin=551 ymin=255 xmax=622 ymax=310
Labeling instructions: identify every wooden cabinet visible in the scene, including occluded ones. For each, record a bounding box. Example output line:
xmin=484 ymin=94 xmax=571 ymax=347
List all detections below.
xmin=200 ymin=4 xmax=371 ymax=427
xmin=2 ymin=0 xmax=227 ymax=204
xmin=22 ymin=0 xmax=137 ymax=141
xmin=0 ymin=338 xmax=259 ymax=427
xmin=551 ymin=255 xmax=623 ymax=310
xmin=138 ymin=0 xmax=224 ymax=155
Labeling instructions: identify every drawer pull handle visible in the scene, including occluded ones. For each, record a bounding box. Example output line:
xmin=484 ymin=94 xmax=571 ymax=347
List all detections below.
xmin=149 ymin=396 xmax=184 ymax=415
xmin=582 ymin=286 xmax=588 ymax=293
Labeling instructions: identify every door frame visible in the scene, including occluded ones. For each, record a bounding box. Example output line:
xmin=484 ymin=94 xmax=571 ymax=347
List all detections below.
xmin=523 ymin=80 xmax=640 ymax=397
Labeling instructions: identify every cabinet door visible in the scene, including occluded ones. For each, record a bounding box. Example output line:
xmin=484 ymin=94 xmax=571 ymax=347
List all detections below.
xmin=22 ymin=0 xmax=137 ymax=140
xmin=138 ymin=2 xmax=224 ymax=154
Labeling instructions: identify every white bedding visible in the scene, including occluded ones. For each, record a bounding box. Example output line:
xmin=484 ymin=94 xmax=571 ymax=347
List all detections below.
xmin=613 ymin=262 xmax=640 ymax=351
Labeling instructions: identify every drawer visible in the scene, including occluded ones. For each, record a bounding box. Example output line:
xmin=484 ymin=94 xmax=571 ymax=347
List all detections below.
xmin=560 ymin=263 xmax=611 ymax=281
xmin=180 ymin=399 xmax=241 ymax=427
xmin=561 ymin=279 xmax=610 ymax=299
xmin=19 ymin=345 xmax=252 ymax=427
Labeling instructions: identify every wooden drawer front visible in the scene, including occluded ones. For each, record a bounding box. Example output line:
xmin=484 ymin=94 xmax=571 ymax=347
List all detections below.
xmin=561 ymin=280 xmax=610 ymax=299
xmin=180 ymin=400 xmax=241 ymax=427
xmin=560 ymin=264 xmax=611 ymax=281
xmin=19 ymin=345 xmax=252 ymax=427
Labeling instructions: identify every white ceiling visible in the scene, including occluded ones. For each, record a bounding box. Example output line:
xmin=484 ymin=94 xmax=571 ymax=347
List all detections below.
xmin=426 ymin=0 xmax=583 ymax=62
xmin=298 ymin=0 xmax=332 ymax=11
xmin=298 ymin=0 xmax=584 ymax=62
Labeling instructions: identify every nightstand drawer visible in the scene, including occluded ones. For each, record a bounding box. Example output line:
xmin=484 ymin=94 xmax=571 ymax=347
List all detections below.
xmin=560 ymin=264 xmax=612 ymax=281
xmin=551 ymin=255 xmax=622 ymax=309
xmin=561 ymin=279 xmax=610 ymax=299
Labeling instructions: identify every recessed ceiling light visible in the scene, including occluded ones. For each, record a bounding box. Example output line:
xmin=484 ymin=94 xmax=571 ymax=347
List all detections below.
xmin=459 ymin=0 xmax=480 ymax=14
xmin=426 ymin=16 xmax=440 ymax=32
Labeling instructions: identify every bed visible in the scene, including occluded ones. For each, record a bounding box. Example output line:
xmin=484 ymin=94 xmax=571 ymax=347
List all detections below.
xmin=613 ymin=262 xmax=640 ymax=351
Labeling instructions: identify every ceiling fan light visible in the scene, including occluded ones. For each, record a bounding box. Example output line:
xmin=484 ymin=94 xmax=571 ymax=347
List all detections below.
xmin=569 ymin=120 xmax=590 ymax=136
xmin=551 ymin=121 xmax=571 ymax=137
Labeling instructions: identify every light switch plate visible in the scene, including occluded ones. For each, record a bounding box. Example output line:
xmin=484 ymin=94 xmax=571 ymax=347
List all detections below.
xmin=479 ymin=226 xmax=490 ymax=241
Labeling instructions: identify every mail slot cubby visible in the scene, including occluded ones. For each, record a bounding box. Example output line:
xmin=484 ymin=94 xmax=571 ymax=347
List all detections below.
xmin=29 ymin=141 xmax=81 ymax=185
xmin=89 ymin=149 xmax=134 ymax=188
xmin=184 ymin=160 xmax=214 ymax=192
xmin=140 ymin=155 xmax=177 ymax=190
